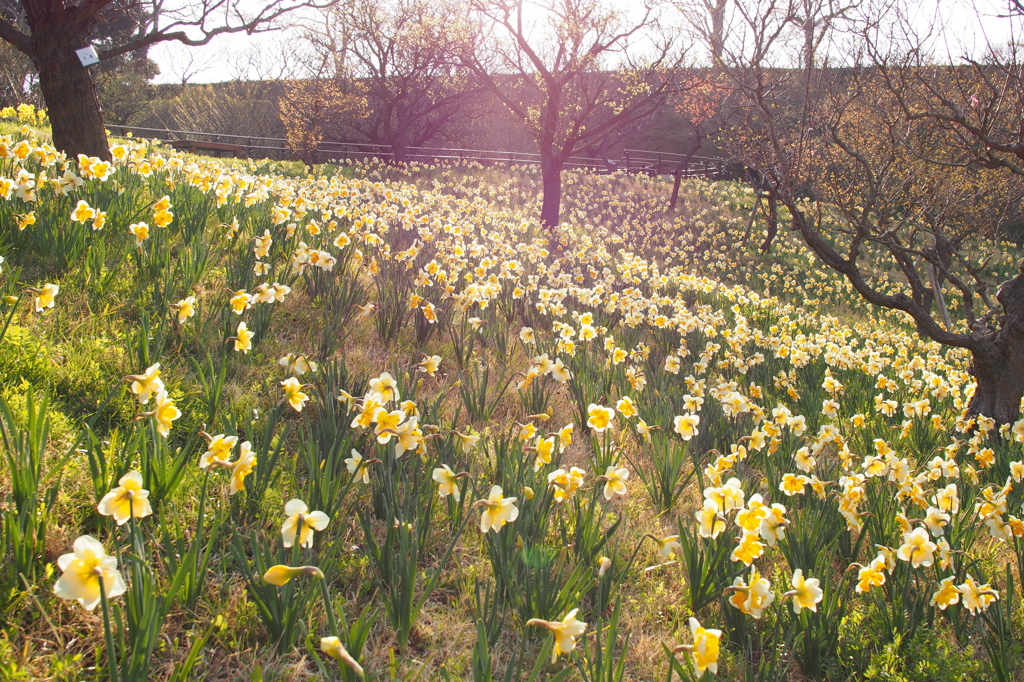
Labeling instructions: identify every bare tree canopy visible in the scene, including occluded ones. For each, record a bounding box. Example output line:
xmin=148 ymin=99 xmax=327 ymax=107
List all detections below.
xmin=0 ymin=0 xmax=336 ymax=159
xmin=676 ymin=0 xmax=1024 ymax=421
xmin=462 ymin=0 xmax=688 ymax=227
xmin=310 ymin=0 xmax=480 ymax=162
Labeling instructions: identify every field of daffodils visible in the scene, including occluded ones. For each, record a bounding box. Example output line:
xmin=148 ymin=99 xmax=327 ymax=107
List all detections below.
xmin=2 ymin=104 xmax=1024 ymax=681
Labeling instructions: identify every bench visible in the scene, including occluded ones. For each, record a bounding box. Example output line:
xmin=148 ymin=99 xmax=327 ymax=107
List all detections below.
xmin=166 ymin=140 xmax=246 ymax=158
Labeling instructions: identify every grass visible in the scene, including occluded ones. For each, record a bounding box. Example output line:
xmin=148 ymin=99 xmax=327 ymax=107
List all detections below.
xmin=1 ymin=115 xmax=1023 ymax=681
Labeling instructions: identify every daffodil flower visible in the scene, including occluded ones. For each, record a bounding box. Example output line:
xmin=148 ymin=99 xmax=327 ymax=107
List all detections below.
xmin=53 ymin=536 xmax=127 ymax=610
xmin=673 ymin=617 xmax=721 ymax=676
xmin=368 ymin=371 xmax=400 ymax=402
xmin=233 ymin=321 xmax=254 ymax=353
xmin=263 ymin=564 xmax=323 ymax=586
xmin=433 ymin=464 xmax=468 ymax=501
xmin=600 ymin=465 xmax=629 ymax=500
xmin=526 ymin=609 xmax=587 ymax=663
xmin=321 ymin=636 xmax=365 ymax=677
xmin=173 ymin=295 xmax=197 ymax=325
xmin=345 ymin=449 xmax=372 ymax=484
xmin=784 ymin=568 xmax=823 ymax=614
xmin=416 ymin=355 xmax=442 ymax=376
xmin=673 ymin=413 xmax=700 ymax=440
xmin=281 ymin=499 xmax=330 ymax=548
xmin=587 ymin=403 xmax=615 ymax=432
xmin=125 ymin=362 xmax=164 ymax=404
xmin=958 ymin=574 xmax=999 ymax=614
xmin=476 ymin=485 xmax=519 ymax=533
xmin=897 ymin=527 xmax=936 ymax=568
xmin=31 ymin=282 xmax=59 ymax=313
xmin=647 ymin=533 xmax=681 ymax=561
xmin=281 ymin=377 xmax=309 ymax=412
xmin=142 ymin=390 xmax=181 ymax=437
xmin=930 ymin=576 xmax=960 ymax=610
xmin=279 ymin=353 xmax=318 ymax=375
xmin=200 ymin=434 xmax=238 ymax=469
xmin=727 ymin=567 xmax=774 ymax=618
xmin=230 ymin=442 xmax=256 ymax=494
xmin=97 ymin=470 xmax=152 ymax=525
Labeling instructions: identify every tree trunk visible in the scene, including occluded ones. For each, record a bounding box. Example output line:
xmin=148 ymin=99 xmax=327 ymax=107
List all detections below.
xmin=34 ymin=45 xmax=109 ymax=160
xmin=669 ymin=133 xmax=705 ymax=211
xmin=540 ymin=161 xmax=562 ymax=228
xmin=967 ymin=265 xmax=1024 ymax=424
xmin=759 ymin=193 xmax=778 ymax=253
xmin=391 ymin=140 xmax=408 ymax=164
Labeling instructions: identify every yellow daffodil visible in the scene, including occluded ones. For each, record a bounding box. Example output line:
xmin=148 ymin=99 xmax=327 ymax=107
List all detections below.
xmin=53 ymin=536 xmax=126 ymax=610
xmin=416 ymin=355 xmax=442 ymax=376
xmin=234 ymin=321 xmax=254 ymax=353
xmin=959 ymin=575 xmax=999 ymax=614
xmin=432 ymin=464 xmax=467 ymax=501
xmin=616 ymin=396 xmax=638 ymax=418
xmin=230 ymin=442 xmax=256 ymax=494
xmin=263 ymin=564 xmax=323 ymax=586
xmin=785 ymin=569 xmax=823 ymax=614
xmin=930 ymin=576 xmax=960 ymax=610
xmin=526 ymin=609 xmax=587 ymax=663
xmin=533 ymin=436 xmax=555 ymax=471
xmin=558 ymin=423 xmax=574 ymax=447
xmin=97 ymin=470 xmax=152 ymax=525
xmin=587 ymin=403 xmax=615 ymax=432
xmin=373 ymin=409 xmax=404 ymax=444
xmin=345 ymin=449 xmax=371 ymax=484
xmin=200 ymin=434 xmax=238 ymax=468
xmin=728 ymin=567 xmax=774 ymax=618
xmin=129 ymin=221 xmax=149 ymax=245
xmin=33 ymin=282 xmax=59 ymax=313
xmin=697 ymin=499 xmax=726 ymax=539
xmin=229 ymin=289 xmax=252 ymax=315
xmin=674 ymin=617 xmax=721 ymax=676
xmin=281 ymin=499 xmax=330 ymax=548
xmin=477 ymin=485 xmax=519 ymax=533
xmin=673 ymin=413 xmax=700 ymax=440
xmin=731 ymin=531 xmax=765 ymax=565
xmin=173 ymin=295 xmax=197 ymax=324
xmin=368 ymin=371 xmax=400 ymax=402
xmin=70 ymin=199 xmax=95 ymax=223
xmin=126 ymin=363 xmax=164 ymax=404
xmin=897 ymin=527 xmax=936 ymax=568
xmin=281 ymin=377 xmax=309 ymax=412
xmin=601 ymin=465 xmax=629 ymax=499
xmin=855 ymin=558 xmax=887 ymax=593
xmin=279 ymin=353 xmax=318 ymax=376
xmin=647 ymin=533 xmax=681 ymax=561
xmin=455 ymin=430 xmax=481 ymax=453
xmin=145 ymin=390 xmax=180 ymax=437
xmin=321 ymin=636 xmax=364 ymax=677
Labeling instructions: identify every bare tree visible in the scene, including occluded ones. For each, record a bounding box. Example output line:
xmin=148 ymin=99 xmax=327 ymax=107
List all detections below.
xmin=679 ymin=0 xmax=1024 ymax=422
xmin=300 ymin=0 xmax=478 ymax=163
xmin=462 ymin=0 xmax=687 ymax=227
xmin=0 ymin=0 xmax=335 ymax=160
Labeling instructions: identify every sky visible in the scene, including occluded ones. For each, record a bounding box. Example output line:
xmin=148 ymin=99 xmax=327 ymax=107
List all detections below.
xmin=148 ymin=0 xmax=1020 ymax=84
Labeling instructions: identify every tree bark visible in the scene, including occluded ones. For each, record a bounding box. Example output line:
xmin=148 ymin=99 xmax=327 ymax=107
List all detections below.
xmin=34 ymin=45 xmax=110 ymax=160
xmin=390 ymin=139 xmax=408 ymax=164
xmin=539 ymin=161 xmax=562 ymax=228
xmin=967 ymin=265 xmax=1024 ymax=424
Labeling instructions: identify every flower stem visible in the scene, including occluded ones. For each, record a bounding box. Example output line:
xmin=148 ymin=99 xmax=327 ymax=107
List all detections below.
xmin=99 ymin=580 xmax=120 ymax=682
xmin=318 ymin=573 xmax=340 ymax=638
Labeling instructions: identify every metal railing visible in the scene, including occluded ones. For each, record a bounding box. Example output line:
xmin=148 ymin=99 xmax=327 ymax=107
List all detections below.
xmin=104 ymin=124 xmax=726 ymax=178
